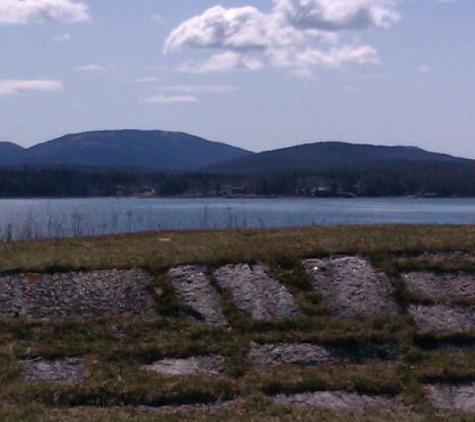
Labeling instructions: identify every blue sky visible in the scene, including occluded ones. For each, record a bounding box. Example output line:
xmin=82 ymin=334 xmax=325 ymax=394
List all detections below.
xmin=0 ymin=0 xmax=474 ymax=158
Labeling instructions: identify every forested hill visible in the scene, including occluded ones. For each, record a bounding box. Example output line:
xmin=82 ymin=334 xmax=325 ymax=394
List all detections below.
xmin=202 ymin=141 xmax=467 ymax=175
xmin=0 ymin=130 xmax=252 ymax=171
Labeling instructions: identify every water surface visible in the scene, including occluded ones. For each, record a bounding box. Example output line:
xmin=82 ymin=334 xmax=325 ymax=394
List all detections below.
xmin=0 ymin=197 xmax=474 ymax=241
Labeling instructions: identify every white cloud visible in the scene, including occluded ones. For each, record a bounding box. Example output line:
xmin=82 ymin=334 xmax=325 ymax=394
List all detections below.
xmin=142 ymin=94 xmax=199 ymax=105
xmin=52 ymin=32 xmax=71 ymax=42
xmin=151 ymin=14 xmax=162 ymax=23
xmin=164 ymin=0 xmax=400 ymax=75
xmin=77 ymin=64 xmax=109 ymax=72
xmin=275 ymin=0 xmax=400 ymax=31
xmin=134 ymin=77 xmax=160 ymax=83
xmin=0 ymin=79 xmax=63 ymax=96
xmin=0 ymin=0 xmax=90 ymax=25
xmin=159 ymin=85 xmax=237 ymax=94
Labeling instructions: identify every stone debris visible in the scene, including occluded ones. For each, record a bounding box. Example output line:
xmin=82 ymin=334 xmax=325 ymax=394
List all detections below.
xmin=168 ymin=265 xmax=228 ymax=326
xmin=248 ymin=342 xmax=399 ymax=367
xmin=22 ymin=358 xmax=85 ymax=383
xmin=274 ymin=391 xmax=400 ymax=410
xmin=213 ymin=264 xmax=300 ymax=321
xmin=409 ymin=304 xmax=475 ymax=334
xmin=303 ymin=257 xmax=400 ymax=319
xmin=403 ymin=271 xmax=475 ymax=301
xmin=425 ymin=383 xmax=475 ymax=412
xmin=143 ymin=355 xmax=224 ymax=376
xmin=0 ymin=269 xmax=156 ymax=320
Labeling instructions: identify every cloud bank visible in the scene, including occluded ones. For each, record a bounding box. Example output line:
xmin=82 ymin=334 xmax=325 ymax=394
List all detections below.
xmin=0 ymin=0 xmax=90 ymax=25
xmin=0 ymin=79 xmax=63 ymax=95
xmin=164 ymin=0 xmax=401 ymax=74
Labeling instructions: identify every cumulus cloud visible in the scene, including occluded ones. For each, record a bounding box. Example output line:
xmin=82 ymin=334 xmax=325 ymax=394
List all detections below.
xmin=0 ymin=79 xmax=63 ymax=96
xmin=141 ymin=94 xmax=199 ymax=105
xmin=164 ymin=0 xmax=402 ymax=75
xmin=0 ymin=0 xmax=90 ymax=25
xmin=275 ymin=0 xmax=400 ymax=31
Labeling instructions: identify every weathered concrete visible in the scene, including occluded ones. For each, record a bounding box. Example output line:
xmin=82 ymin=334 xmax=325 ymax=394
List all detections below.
xmin=214 ymin=264 xmax=300 ymax=321
xmin=409 ymin=304 xmax=475 ymax=333
xmin=22 ymin=358 xmax=85 ymax=383
xmin=303 ymin=257 xmax=400 ymax=319
xmin=168 ymin=265 xmax=228 ymax=326
xmin=274 ymin=391 xmax=400 ymax=410
xmin=143 ymin=355 xmax=224 ymax=376
xmin=425 ymin=383 xmax=475 ymax=412
xmin=403 ymin=271 xmax=475 ymax=301
xmin=0 ymin=270 xmax=156 ymax=320
xmin=248 ymin=342 xmax=399 ymax=367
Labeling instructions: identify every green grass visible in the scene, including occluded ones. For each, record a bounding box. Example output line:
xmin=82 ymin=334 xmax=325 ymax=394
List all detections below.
xmin=1 ymin=225 xmax=475 ymax=421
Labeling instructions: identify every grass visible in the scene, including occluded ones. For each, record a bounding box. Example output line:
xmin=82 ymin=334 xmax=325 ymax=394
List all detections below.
xmin=1 ymin=224 xmax=475 ymax=421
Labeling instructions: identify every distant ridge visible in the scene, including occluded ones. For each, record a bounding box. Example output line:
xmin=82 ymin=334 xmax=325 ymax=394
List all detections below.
xmin=1 ymin=133 xmax=471 ymax=175
xmin=202 ymin=141 xmax=468 ymax=175
xmin=0 ymin=142 xmax=26 ymax=166
xmin=0 ymin=130 xmax=252 ymax=171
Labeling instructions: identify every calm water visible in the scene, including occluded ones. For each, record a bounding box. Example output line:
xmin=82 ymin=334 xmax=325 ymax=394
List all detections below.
xmin=0 ymin=197 xmax=475 ymax=241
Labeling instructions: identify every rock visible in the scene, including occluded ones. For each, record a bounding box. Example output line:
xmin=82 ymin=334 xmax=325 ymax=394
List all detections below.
xmin=143 ymin=355 xmax=224 ymax=376
xmin=22 ymin=358 xmax=85 ymax=383
xmin=213 ymin=264 xmax=300 ymax=321
xmin=425 ymin=383 xmax=475 ymax=411
xmin=168 ymin=266 xmax=228 ymax=326
xmin=248 ymin=342 xmax=399 ymax=367
xmin=303 ymin=257 xmax=400 ymax=319
xmin=274 ymin=391 xmax=400 ymax=410
xmin=0 ymin=269 xmax=156 ymax=320
xmin=403 ymin=271 xmax=475 ymax=301
xmin=409 ymin=304 xmax=475 ymax=334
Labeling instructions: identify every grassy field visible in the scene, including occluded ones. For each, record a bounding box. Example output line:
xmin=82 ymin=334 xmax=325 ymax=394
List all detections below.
xmin=1 ymin=225 xmax=475 ymax=421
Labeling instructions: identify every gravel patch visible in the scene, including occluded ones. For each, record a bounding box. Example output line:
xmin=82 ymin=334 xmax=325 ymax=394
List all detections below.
xmin=303 ymin=257 xmax=400 ymax=319
xmin=409 ymin=304 xmax=475 ymax=333
xmin=22 ymin=358 xmax=85 ymax=383
xmin=168 ymin=266 xmax=228 ymax=326
xmin=274 ymin=391 xmax=400 ymax=410
xmin=248 ymin=342 xmax=399 ymax=367
xmin=143 ymin=355 xmax=224 ymax=376
xmin=0 ymin=269 xmax=156 ymax=320
xmin=403 ymin=271 xmax=475 ymax=301
xmin=213 ymin=264 xmax=300 ymax=321
xmin=425 ymin=383 xmax=475 ymax=412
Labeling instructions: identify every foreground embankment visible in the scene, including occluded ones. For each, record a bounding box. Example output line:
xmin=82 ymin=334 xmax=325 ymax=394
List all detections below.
xmin=1 ymin=225 xmax=475 ymax=421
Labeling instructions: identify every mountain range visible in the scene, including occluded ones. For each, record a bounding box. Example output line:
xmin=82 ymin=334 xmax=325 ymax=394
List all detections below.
xmin=0 ymin=130 xmax=251 ymax=171
xmin=0 ymin=129 xmax=472 ymax=174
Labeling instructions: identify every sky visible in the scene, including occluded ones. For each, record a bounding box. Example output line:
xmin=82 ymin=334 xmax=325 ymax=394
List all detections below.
xmin=0 ymin=0 xmax=474 ymax=158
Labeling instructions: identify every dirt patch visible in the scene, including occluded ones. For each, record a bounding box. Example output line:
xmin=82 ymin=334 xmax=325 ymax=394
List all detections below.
xmin=303 ymin=257 xmax=400 ymax=319
xmin=248 ymin=342 xmax=399 ymax=367
xmin=425 ymin=383 xmax=475 ymax=411
xmin=22 ymin=358 xmax=85 ymax=383
xmin=409 ymin=304 xmax=475 ymax=334
xmin=403 ymin=271 xmax=475 ymax=301
xmin=213 ymin=264 xmax=301 ymax=321
xmin=143 ymin=355 xmax=224 ymax=376
xmin=274 ymin=391 xmax=400 ymax=410
xmin=168 ymin=266 xmax=228 ymax=326
xmin=0 ymin=269 xmax=156 ymax=320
